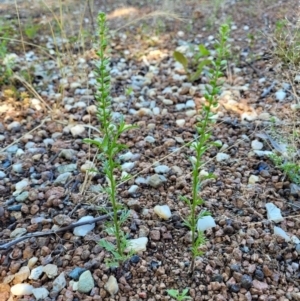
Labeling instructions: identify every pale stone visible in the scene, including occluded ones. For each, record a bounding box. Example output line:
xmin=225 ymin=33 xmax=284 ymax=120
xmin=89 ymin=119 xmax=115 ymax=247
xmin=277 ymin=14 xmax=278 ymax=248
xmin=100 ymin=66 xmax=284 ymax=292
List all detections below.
xmin=119 ymin=151 xmax=133 ymax=161
xmin=104 ymin=275 xmax=119 ymax=296
xmin=154 ymin=165 xmax=170 ymax=174
xmin=27 ymin=257 xmax=38 ymax=269
xmin=248 ymin=175 xmax=259 ymax=184
xmin=11 ymin=283 xmax=33 ymax=296
xmin=78 ymin=270 xmax=94 ymax=293
xmin=265 ymin=203 xmax=284 ymax=223
xmin=43 ymin=264 xmax=58 ymax=279
xmin=125 ymin=237 xmax=148 ymax=253
xmin=185 ymin=109 xmax=197 ymax=117
xmin=251 ymin=140 xmax=263 ymax=150
xmin=197 ymin=216 xmax=216 ymax=232
xmin=274 ymin=226 xmax=290 ymax=242
xmin=29 ymin=266 xmax=44 ymax=280
xmin=14 ymin=266 xmax=30 ymax=284
xmin=121 ymin=162 xmax=135 ymax=172
xmin=176 ymin=119 xmax=186 ymax=127
xmin=70 ymin=124 xmax=85 ymax=137
xmin=275 ymin=90 xmax=286 ymax=101
xmin=80 ymin=161 xmax=97 ymax=176
xmin=216 ymin=153 xmax=230 ymax=162
xmin=154 ymin=205 xmax=172 ymax=220
xmin=52 ymin=272 xmax=66 ymax=293
xmin=10 ymin=228 xmax=27 ymax=238
xmin=73 ymin=216 xmax=95 ymax=236
xmin=32 ymin=287 xmax=49 ymax=299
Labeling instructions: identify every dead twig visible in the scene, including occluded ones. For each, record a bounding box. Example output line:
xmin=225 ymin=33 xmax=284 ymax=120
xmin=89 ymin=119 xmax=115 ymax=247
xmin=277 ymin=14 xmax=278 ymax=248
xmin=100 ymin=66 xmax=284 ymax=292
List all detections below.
xmin=0 ymin=212 xmax=117 ymax=251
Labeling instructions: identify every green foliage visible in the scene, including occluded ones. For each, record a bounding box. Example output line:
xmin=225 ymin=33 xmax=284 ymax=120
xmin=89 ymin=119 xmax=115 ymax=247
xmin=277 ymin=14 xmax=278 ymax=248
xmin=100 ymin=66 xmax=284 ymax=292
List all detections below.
xmin=269 ymin=152 xmax=300 ymax=184
xmin=24 ymin=20 xmax=40 ymax=40
xmin=179 ymin=23 xmax=230 ymax=273
xmin=0 ymin=19 xmax=14 ymax=84
xmin=173 ymin=44 xmax=211 ymax=82
xmin=83 ymin=12 xmax=137 ymax=268
xmin=273 ymin=19 xmax=300 ymax=66
xmin=166 ymin=288 xmax=192 ymax=301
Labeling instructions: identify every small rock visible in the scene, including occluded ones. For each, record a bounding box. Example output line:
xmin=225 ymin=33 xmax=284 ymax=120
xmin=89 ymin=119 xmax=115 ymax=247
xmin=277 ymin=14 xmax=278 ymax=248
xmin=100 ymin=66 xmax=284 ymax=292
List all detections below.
xmin=127 ymin=199 xmax=141 ymax=211
xmin=104 ymin=275 xmax=118 ymax=296
xmin=216 ymin=153 xmax=230 ymax=162
xmin=56 ymin=163 xmax=77 ymax=174
xmin=240 ymin=274 xmax=253 ymax=290
xmin=148 ymin=174 xmax=164 ymax=188
xmin=29 ymin=266 xmax=44 ymax=280
xmin=32 ymin=287 xmax=49 ymax=299
xmin=254 ymin=269 xmax=264 ymax=281
xmin=70 ymin=124 xmax=85 ymax=137
xmin=7 ymin=121 xmax=21 ymax=131
xmin=11 ymin=283 xmax=33 ymax=296
xmin=176 ymin=119 xmax=186 ymax=127
xmin=128 ymin=185 xmax=139 ymax=195
xmin=197 ymin=216 xmax=216 ymax=232
xmin=248 ymin=175 xmax=259 ymax=184
xmin=43 ymin=264 xmax=58 ymax=279
xmin=275 ymin=90 xmax=286 ymax=101
xmin=12 ymin=163 xmax=23 ymax=173
xmin=126 ymin=237 xmax=148 ymax=253
xmin=186 ymin=109 xmax=197 ymax=117
xmin=73 ymin=216 xmax=95 ymax=236
xmin=68 ymin=267 xmax=86 ymax=281
xmin=27 ymin=257 xmax=38 ymax=269
xmin=54 ymin=172 xmax=72 ymax=185
xmin=290 ymin=183 xmax=300 ymax=196
xmin=78 ymin=270 xmax=94 ymax=293
xmin=251 ymin=140 xmax=263 ymax=150
xmin=10 ymin=228 xmax=27 ymax=238
xmin=144 ymin=136 xmax=156 ymax=143
xmin=121 ymin=162 xmax=135 ymax=172
xmin=265 ymin=203 xmax=284 ymax=223
xmin=119 ymin=151 xmax=133 ymax=161
xmin=52 ymin=272 xmax=66 ymax=293
xmin=16 ymin=191 xmax=29 ymax=202
xmin=14 ymin=179 xmax=29 ymax=194
xmin=59 ymin=149 xmax=77 ymax=160
xmin=80 ymin=161 xmax=97 ymax=176
xmin=150 ymin=230 xmax=161 ymax=241
xmin=14 ymin=266 xmax=30 ymax=284
xmin=130 ymin=255 xmax=140 ymax=264
xmin=154 ymin=165 xmax=170 ymax=174
xmin=186 ymin=99 xmax=195 ymax=108
xmin=252 ymin=279 xmax=268 ymax=290
xmin=154 ymin=205 xmax=172 ymax=220
xmin=274 ymin=226 xmax=290 ymax=242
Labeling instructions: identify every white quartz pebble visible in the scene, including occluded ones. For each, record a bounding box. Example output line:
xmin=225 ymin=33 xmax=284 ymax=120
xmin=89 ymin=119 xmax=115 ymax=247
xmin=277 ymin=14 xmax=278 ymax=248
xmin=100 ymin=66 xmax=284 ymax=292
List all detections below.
xmin=11 ymin=283 xmax=33 ymax=296
xmin=154 ymin=205 xmax=172 ymax=220
xmin=197 ymin=215 xmax=216 ymax=232
xmin=266 ymin=203 xmax=284 ymax=223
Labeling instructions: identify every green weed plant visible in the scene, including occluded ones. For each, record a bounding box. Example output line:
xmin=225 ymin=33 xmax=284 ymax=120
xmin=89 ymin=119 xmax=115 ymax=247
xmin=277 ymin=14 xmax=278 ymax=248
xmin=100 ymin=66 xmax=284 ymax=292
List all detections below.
xmin=84 ymin=12 xmax=137 ymax=268
xmin=177 ymin=24 xmax=231 ymax=273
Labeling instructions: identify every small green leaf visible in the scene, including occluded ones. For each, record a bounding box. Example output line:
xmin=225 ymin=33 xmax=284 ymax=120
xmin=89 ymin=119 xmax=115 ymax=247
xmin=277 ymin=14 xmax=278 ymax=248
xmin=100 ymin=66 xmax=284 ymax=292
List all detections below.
xmin=198 ymin=44 xmax=210 ymax=56
xmin=173 ymin=51 xmax=188 ymax=70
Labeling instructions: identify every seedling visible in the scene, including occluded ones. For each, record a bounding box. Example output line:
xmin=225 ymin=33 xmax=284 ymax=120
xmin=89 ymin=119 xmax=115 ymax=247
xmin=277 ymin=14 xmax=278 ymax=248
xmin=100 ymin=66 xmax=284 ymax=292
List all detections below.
xmin=173 ymin=44 xmax=211 ymax=82
xmin=179 ymin=23 xmax=231 ymax=273
xmin=84 ymin=12 xmax=137 ymax=268
xmin=166 ymin=288 xmax=192 ymax=301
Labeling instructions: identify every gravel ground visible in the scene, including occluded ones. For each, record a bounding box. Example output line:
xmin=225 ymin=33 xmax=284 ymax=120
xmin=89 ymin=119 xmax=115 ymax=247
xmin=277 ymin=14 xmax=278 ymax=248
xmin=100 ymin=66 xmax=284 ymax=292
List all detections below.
xmin=1 ymin=0 xmax=300 ymax=300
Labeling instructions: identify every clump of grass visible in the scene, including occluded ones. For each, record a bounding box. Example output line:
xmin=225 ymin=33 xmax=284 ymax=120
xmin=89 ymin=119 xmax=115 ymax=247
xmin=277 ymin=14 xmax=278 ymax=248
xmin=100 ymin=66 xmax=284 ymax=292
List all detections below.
xmin=178 ymin=23 xmax=231 ymax=273
xmin=272 ymin=18 xmax=300 ymax=66
xmin=166 ymin=288 xmax=192 ymax=301
xmin=84 ymin=12 xmax=137 ymax=268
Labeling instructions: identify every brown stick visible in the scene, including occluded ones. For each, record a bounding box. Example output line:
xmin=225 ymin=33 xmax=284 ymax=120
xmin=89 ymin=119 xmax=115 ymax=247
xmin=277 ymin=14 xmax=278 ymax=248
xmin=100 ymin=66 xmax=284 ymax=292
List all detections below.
xmin=0 ymin=213 xmax=115 ymax=251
